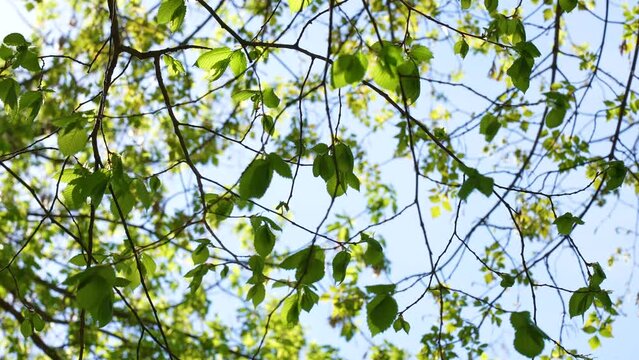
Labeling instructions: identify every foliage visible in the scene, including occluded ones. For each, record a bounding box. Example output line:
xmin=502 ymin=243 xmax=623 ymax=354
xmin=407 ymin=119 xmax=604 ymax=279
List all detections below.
xmin=0 ymin=0 xmax=638 ymax=359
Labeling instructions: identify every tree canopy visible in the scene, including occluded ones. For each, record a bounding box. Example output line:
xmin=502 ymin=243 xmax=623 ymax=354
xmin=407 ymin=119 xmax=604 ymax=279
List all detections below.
xmin=0 ymin=0 xmax=638 ymax=358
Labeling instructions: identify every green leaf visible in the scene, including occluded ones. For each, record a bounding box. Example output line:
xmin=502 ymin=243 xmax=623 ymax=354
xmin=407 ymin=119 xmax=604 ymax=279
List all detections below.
xmin=454 ymin=38 xmax=469 ymax=59
xmin=363 ymin=236 xmax=384 ymax=268
xmin=409 ymin=45 xmax=434 ymax=63
xmin=510 ymin=311 xmax=547 ymax=358
xmin=205 ymin=193 xmax=235 ymax=225
xmin=20 ymin=319 xmax=33 ymax=337
xmin=229 ymin=50 xmax=248 ymax=76
xmin=514 ymin=42 xmax=541 ymax=58
xmin=569 ymin=287 xmax=594 ymax=317
xmin=0 ymin=45 xmax=12 ymax=60
xmin=261 ymin=115 xmax=275 ymax=135
xmin=253 ymin=224 xmax=276 ymax=257
xmin=484 ymin=0 xmax=498 ymax=12
xmin=310 ymin=143 xmax=329 ymax=155
xmin=604 ymin=161 xmax=627 ymax=191
xmin=192 ymin=243 xmax=209 ymax=264
xmin=365 ymin=284 xmax=396 ymax=295
xmin=163 ymin=55 xmax=185 ymax=76
xmin=507 ymin=56 xmax=533 ymax=92
xmin=69 ymin=254 xmax=87 ymax=266
xmin=559 ymin=0 xmax=577 ymax=12
xmin=397 ymin=60 xmax=421 ymax=102
xmin=288 ymin=0 xmax=312 ymax=12
xmin=300 ymin=287 xmax=319 ymax=312
xmin=133 ymin=178 xmax=152 ymax=209
xmin=32 ymin=314 xmax=44 ymax=332
xmin=595 ymin=290 xmax=612 ymax=310
xmin=326 ymin=176 xmax=347 ymax=197
xmin=238 ymin=159 xmax=273 ymax=199
xmin=282 ymin=293 xmax=301 ymax=325
xmin=58 ymin=128 xmax=87 ymax=156
xmin=15 ymin=48 xmax=40 ymax=72
xmin=589 ymin=263 xmax=606 ymax=288
xmin=280 ymin=246 xmax=325 ymax=284
xmin=313 ymin=154 xmax=335 ymax=180
xmin=247 ymin=283 xmax=266 ymax=307
xmin=19 ymin=91 xmax=43 ymax=122
xmin=459 ymin=167 xmax=494 ymax=200
xmin=232 ymin=89 xmax=259 ymax=103
xmin=248 ymin=255 xmax=265 ymax=275
xmin=0 ymin=77 xmax=19 ymax=109
xmin=479 ymin=114 xmax=501 ymax=142
xmin=267 ymin=153 xmax=292 ymax=178
xmin=75 ymin=266 xmax=116 ymax=327
xmin=157 ymin=0 xmax=184 ymax=24
xmin=393 ymin=316 xmax=411 ymax=334
xmin=334 ymin=143 xmax=355 ymax=175
xmin=461 ymin=0 xmax=471 ymax=9
xmin=369 ymin=41 xmax=403 ymax=92
xmin=500 ymin=274 xmax=515 ymax=288
xmin=4 ymin=33 xmax=28 ymax=47
xmin=331 ymin=251 xmax=350 ymax=284
xmin=553 ymin=212 xmax=584 ymax=235
xmin=366 ymin=294 xmax=398 ymax=336
xmin=149 ymin=176 xmax=161 ymax=193
xmin=168 ymin=4 xmax=186 ymax=32
xmin=113 ymin=277 xmax=131 ymax=287
xmin=583 ymin=325 xmax=597 ymax=334
xmin=332 ymin=53 xmax=368 ymax=88
xmin=196 ymin=47 xmax=232 ymax=80
xmin=262 ymin=88 xmax=280 ymax=108
xmin=545 ymin=107 xmax=566 ymax=128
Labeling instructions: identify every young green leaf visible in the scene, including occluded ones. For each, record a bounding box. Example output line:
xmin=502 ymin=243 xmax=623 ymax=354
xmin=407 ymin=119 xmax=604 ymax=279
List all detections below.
xmin=559 ymin=0 xmax=577 ymax=12
xmin=4 ymin=33 xmax=29 ymax=47
xmin=229 ymin=50 xmax=247 ymax=76
xmin=192 ymin=243 xmax=209 ymax=265
xmin=262 ymin=88 xmax=280 ymax=108
xmin=479 ymin=113 xmax=501 ymax=142
xmin=288 ymin=0 xmax=311 ymax=12
xmin=58 ymin=128 xmax=87 ymax=156
xmin=282 ymin=293 xmax=301 ymax=325
xmin=604 ymin=161 xmax=627 ymax=191
xmin=484 ymin=0 xmax=498 ymax=12
xmin=409 ymin=44 xmax=434 ymax=63
xmin=238 ymin=159 xmax=273 ymax=199
xmin=507 ymin=57 xmax=533 ymax=92
xmin=397 ymin=60 xmax=421 ymax=102
xmin=157 ymin=0 xmax=185 ymax=25
xmin=0 ymin=77 xmax=20 ymax=109
xmin=19 ymin=91 xmax=43 ymax=122
xmin=205 ymin=193 xmax=235 ymax=225
xmin=500 ymin=273 xmax=515 ymax=288
xmin=510 ymin=311 xmax=547 ymax=358
xmin=20 ymin=319 xmax=33 ymax=337
xmin=454 ymin=38 xmax=469 ymax=59
xmin=247 ymin=283 xmax=266 ymax=307
xmin=332 ymin=53 xmax=368 ymax=88
xmin=331 ymin=251 xmax=351 ymax=284
xmin=569 ymin=288 xmax=594 ymax=317
xmin=367 ymin=294 xmax=398 ymax=336
xmin=363 ymin=236 xmax=384 ymax=268
xmin=253 ymin=224 xmax=276 ymax=257
xmin=163 ymin=55 xmax=185 ymax=76
xmin=553 ymin=212 xmax=584 ymax=235
xmin=267 ymin=153 xmax=292 ymax=178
